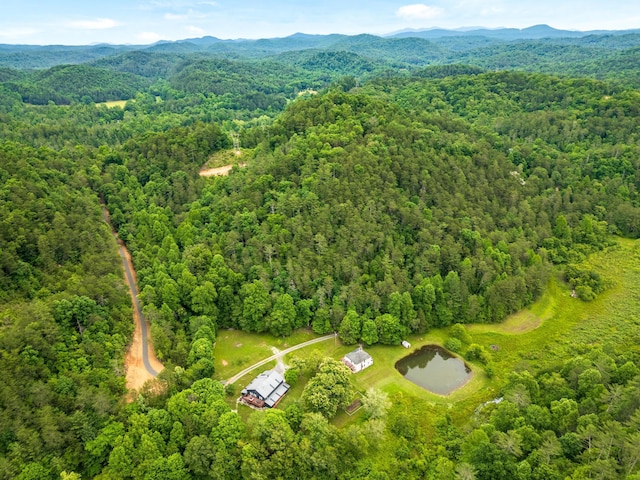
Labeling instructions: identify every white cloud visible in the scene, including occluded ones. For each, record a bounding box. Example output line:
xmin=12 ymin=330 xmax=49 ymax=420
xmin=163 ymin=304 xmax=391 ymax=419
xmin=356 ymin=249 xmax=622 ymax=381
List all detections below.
xmin=164 ymin=12 xmax=188 ymax=20
xmin=164 ymin=9 xmax=206 ymax=21
xmin=0 ymin=27 xmax=39 ymax=39
xmin=68 ymin=18 xmax=120 ymax=30
xmin=149 ymin=1 xmax=180 ymax=7
xmin=137 ymin=31 xmax=163 ymax=42
xmin=396 ymin=4 xmax=444 ymax=20
xmin=146 ymin=0 xmax=216 ymax=9
xmin=186 ymin=25 xmax=206 ymax=35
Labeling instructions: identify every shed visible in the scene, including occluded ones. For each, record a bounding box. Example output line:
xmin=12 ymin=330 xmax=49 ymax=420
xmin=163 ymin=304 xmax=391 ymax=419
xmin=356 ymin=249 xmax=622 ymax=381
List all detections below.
xmin=401 ymin=340 xmax=411 ymax=349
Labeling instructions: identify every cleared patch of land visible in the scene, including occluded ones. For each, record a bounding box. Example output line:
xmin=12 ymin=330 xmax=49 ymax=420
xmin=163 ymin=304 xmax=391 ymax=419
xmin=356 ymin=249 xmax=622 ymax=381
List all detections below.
xmin=224 ymin=334 xmax=334 ymax=385
xmin=199 ymin=164 xmax=246 ymax=177
xmin=467 ymin=288 xmax=555 ymax=335
xmin=214 ymin=329 xmax=320 ymax=380
xmin=97 ymin=100 xmax=130 ymax=108
xmin=199 ymin=148 xmax=250 ymax=177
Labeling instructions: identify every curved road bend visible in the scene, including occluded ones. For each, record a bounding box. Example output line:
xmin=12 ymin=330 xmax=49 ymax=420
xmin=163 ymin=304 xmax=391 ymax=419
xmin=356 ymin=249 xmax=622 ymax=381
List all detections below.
xmin=225 ymin=333 xmax=337 ymax=385
xmin=102 ymin=206 xmax=160 ymax=377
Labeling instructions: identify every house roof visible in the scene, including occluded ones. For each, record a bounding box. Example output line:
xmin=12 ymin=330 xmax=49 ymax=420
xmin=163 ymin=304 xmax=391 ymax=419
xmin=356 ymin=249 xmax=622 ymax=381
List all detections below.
xmin=242 ymin=370 xmax=289 ymax=404
xmin=265 ymin=381 xmax=289 ymax=407
xmin=344 ymin=348 xmax=372 ymax=366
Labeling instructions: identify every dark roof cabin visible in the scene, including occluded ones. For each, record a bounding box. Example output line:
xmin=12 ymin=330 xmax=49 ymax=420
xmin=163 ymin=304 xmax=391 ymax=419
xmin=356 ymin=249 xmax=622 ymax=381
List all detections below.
xmin=241 ymin=370 xmax=290 ymax=408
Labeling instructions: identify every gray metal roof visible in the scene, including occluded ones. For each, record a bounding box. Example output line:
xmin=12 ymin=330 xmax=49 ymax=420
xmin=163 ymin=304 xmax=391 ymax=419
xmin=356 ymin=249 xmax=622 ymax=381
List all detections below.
xmin=242 ymin=370 xmax=289 ymax=403
xmin=265 ymin=382 xmax=289 ymax=407
xmin=344 ymin=348 xmax=372 ymax=366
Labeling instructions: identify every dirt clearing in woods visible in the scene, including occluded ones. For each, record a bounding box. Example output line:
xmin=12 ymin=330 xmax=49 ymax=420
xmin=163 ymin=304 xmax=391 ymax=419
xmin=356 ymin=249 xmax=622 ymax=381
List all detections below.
xmin=199 ymin=148 xmax=248 ymax=177
xmin=199 ymin=163 xmax=246 ymax=177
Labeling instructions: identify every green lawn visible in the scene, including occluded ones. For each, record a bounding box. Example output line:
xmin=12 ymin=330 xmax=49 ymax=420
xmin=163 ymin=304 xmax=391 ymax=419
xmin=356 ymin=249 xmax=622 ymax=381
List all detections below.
xmin=96 ymin=99 xmax=130 ymax=108
xmin=213 ymin=238 xmax=640 ymax=428
xmin=214 ymin=328 xmax=319 ymax=381
xmin=215 ymin=329 xmax=321 ymax=411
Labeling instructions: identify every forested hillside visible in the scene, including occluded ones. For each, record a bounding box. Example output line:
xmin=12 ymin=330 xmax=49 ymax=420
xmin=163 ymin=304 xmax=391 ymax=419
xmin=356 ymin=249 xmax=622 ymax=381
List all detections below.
xmin=11 ymin=64 xmax=150 ymax=105
xmin=94 ymin=70 xmax=640 ymax=366
xmin=0 ymin=142 xmax=133 ymax=478
xmin=4 ymin=28 xmax=640 ymax=88
xmin=2 ymin=29 xmax=640 ymax=479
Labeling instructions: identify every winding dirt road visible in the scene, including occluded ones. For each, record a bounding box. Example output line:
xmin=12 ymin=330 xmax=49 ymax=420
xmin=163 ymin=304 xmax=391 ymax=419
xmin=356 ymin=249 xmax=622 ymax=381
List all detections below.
xmin=225 ymin=333 xmax=337 ymax=385
xmin=102 ymin=202 xmax=333 ymax=391
xmin=102 ymin=207 xmax=164 ymax=390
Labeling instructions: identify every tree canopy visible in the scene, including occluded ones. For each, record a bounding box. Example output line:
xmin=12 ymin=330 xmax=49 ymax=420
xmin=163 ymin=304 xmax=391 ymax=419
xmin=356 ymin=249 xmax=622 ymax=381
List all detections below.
xmin=2 ymin=30 xmax=640 ymax=479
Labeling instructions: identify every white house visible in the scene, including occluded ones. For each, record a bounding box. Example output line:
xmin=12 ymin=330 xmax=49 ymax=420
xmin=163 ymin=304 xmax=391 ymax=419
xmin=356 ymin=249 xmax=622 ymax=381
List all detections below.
xmin=342 ymin=347 xmax=373 ymax=373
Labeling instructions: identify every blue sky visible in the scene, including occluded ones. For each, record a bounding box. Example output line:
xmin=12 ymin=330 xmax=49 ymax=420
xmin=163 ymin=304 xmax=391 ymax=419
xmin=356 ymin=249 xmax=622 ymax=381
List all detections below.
xmin=1 ymin=0 xmax=639 ymax=45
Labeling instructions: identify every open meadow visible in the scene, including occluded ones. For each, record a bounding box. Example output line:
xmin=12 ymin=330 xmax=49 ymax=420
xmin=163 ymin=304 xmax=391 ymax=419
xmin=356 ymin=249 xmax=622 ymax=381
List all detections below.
xmin=96 ymin=99 xmax=129 ymax=108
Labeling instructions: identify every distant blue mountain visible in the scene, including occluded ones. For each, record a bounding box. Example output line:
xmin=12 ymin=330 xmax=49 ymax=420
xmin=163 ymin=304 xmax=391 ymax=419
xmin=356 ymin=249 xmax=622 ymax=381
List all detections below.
xmin=389 ymin=24 xmax=640 ymax=40
xmin=2 ymin=25 xmax=640 ymax=70
xmin=176 ymin=36 xmax=223 ymax=46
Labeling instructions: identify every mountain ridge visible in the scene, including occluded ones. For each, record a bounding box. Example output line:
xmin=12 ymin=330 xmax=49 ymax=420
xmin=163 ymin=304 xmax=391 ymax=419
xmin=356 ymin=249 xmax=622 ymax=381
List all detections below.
xmin=2 ymin=25 xmax=640 ymax=51
xmin=389 ymin=24 xmax=640 ymax=40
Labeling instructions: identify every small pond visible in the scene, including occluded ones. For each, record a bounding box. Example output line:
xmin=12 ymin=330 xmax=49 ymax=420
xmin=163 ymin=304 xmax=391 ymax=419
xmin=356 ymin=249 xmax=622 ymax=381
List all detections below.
xmin=395 ymin=345 xmax=472 ymax=395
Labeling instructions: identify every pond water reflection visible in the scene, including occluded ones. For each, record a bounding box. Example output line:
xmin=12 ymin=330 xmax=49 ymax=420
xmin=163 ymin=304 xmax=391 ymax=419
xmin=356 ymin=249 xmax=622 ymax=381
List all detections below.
xmin=395 ymin=345 xmax=472 ymax=395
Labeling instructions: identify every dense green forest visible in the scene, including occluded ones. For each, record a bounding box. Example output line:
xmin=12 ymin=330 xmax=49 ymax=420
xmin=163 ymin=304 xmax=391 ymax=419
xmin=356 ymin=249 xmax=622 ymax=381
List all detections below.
xmin=0 ymin=141 xmax=133 ymax=477
xmin=2 ymin=28 xmax=640 ymax=479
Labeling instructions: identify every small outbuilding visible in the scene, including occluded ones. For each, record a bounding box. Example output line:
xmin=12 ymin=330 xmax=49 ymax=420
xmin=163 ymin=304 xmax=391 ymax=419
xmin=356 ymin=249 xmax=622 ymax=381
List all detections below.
xmin=342 ymin=347 xmax=373 ymax=373
xmin=401 ymin=340 xmax=411 ymax=349
xmin=241 ymin=370 xmax=290 ymax=408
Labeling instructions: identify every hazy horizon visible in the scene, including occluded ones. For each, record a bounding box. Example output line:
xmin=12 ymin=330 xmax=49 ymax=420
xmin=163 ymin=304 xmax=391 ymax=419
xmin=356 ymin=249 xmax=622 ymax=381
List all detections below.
xmin=1 ymin=1 xmax=639 ymax=46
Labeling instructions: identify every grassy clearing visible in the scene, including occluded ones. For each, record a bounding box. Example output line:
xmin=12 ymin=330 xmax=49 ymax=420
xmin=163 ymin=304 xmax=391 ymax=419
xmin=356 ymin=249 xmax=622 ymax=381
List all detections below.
xmin=214 ymin=328 xmax=318 ymax=380
xmin=468 ymin=283 xmax=556 ymax=336
xmin=213 ymin=238 xmax=640 ymax=429
xmin=558 ymin=239 xmax=640 ymax=352
xmin=221 ymin=339 xmax=344 ymax=412
xmin=97 ymin=100 xmax=130 ymax=108
xmin=465 ymin=240 xmax=640 ymax=393
xmin=201 ymin=148 xmax=252 ymax=170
